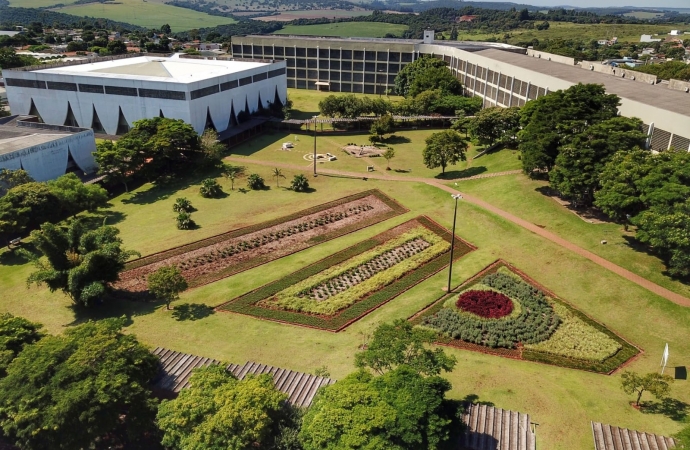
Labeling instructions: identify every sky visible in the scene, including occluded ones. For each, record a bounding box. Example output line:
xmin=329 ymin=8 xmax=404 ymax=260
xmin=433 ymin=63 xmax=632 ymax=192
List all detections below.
xmin=477 ymin=0 xmax=689 ymax=7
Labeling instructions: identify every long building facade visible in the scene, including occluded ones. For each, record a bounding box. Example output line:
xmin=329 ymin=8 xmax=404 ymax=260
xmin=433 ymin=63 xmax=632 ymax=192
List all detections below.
xmin=232 ymin=34 xmax=690 ymax=151
xmin=4 ymin=54 xmax=287 ymax=136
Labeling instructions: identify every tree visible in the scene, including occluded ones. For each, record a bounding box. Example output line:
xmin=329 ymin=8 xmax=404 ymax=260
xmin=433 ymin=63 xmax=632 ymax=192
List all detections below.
xmin=106 ymin=39 xmax=127 ymax=55
xmin=548 ymin=117 xmax=647 ymax=206
xmin=0 ymin=169 xmax=33 ymax=196
xmin=519 ymin=84 xmax=620 ymax=175
xmin=422 ymin=129 xmax=468 ymax=175
xmin=467 ymin=106 xmax=520 ymax=146
xmin=370 ymin=114 xmax=394 ymax=142
xmin=172 ymin=197 xmax=193 ymax=213
xmin=382 ymin=147 xmax=396 ymax=170
xmin=222 ymin=163 xmax=244 ymax=190
xmin=593 ymin=148 xmax=652 ymax=222
xmin=161 ymin=24 xmax=172 ymax=34
xmin=674 ymin=424 xmax=690 ymax=449
xmin=200 ymin=129 xmax=226 ymax=167
xmin=300 ymin=366 xmax=454 ymax=450
xmin=394 ymin=56 xmax=462 ymax=98
xmin=290 ymin=174 xmax=310 ymax=192
xmin=621 ymin=371 xmax=673 ymax=407
xmin=157 ymin=365 xmax=287 ymax=450
xmin=147 ymin=265 xmax=188 ymax=309
xmin=22 ymin=220 xmax=139 ymax=307
xmin=0 ymin=182 xmax=61 ymax=240
xmin=247 ymin=173 xmax=266 ymax=190
xmin=176 ymin=211 xmax=195 ymax=230
xmin=199 ymin=178 xmax=223 ymax=198
xmin=0 ymin=313 xmax=43 ymax=377
xmin=94 ymin=140 xmax=137 ymax=192
xmin=0 ymin=47 xmax=38 ymax=70
xmin=0 ymin=319 xmax=159 ymax=450
xmin=272 ymin=168 xmax=286 ymax=188
xmin=355 ymin=319 xmax=456 ymax=376
xmin=48 ymin=173 xmax=109 ymax=217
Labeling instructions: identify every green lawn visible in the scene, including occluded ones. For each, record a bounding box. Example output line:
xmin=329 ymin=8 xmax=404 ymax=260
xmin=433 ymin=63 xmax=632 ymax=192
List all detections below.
xmin=49 ymin=0 xmax=237 ymax=31
xmin=1 ymin=162 xmax=689 ymax=450
xmin=274 ymin=22 xmax=409 ymax=38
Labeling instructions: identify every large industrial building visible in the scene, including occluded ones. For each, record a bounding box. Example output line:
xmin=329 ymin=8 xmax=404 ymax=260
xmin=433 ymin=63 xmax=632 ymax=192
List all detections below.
xmin=232 ymin=32 xmax=690 ymax=151
xmin=3 ymin=54 xmax=287 ymax=136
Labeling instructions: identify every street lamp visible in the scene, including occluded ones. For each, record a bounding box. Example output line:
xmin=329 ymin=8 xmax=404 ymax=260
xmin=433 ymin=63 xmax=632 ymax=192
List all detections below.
xmin=312 ymin=115 xmax=318 ymax=177
xmin=446 ymin=193 xmax=463 ymax=293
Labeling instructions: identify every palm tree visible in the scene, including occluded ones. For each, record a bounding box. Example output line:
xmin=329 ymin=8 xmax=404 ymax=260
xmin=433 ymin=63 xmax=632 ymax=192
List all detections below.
xmin=272 ymin=168 xmax=286 ymax=187
xmin=227 ymin=171 xmax=236 ymax=190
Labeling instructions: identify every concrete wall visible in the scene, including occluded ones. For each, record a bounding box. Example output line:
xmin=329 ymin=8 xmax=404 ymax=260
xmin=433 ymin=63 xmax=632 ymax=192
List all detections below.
xmin=526 ymin=49 xmax=575 ymax=66
xmin=578 ymin=61 xmax=657 ymax=84
xmin=669 ymin=79 xmax=690 ymax=93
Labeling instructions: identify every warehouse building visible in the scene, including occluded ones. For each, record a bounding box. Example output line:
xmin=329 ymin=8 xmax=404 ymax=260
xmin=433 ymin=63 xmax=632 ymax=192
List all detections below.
xmin=3 ymin=54 xmax=287 ymax=136
xmin=231 ymin=33 xmax=690 ymax=151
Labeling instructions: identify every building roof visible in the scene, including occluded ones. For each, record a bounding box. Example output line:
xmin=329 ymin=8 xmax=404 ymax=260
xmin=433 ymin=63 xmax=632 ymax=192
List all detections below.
xmin=31 ymin=55 xmax=270 ymax=84
xmin=473 ymin=48 xmax=690 ymax=117
xmin=0 ymin=117 xmax=83 ymax=156
xmin=591 ymin=422 xmax=677 ymax=450
xmin=151 ymin=347 xmax=335 ymax=408
xmin=461 ymin=403 xmax=536 ymax=450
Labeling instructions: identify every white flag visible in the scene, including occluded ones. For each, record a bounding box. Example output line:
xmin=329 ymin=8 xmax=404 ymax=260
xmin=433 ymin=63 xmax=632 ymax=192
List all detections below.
xmin=660 ymin=343 xmax=669 ymax=374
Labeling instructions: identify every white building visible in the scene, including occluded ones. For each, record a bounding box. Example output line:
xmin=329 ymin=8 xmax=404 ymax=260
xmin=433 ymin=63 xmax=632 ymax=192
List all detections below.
xmin=3 ymin=54 xmax=287 ymax=136
xmin=641 ymin=34 xmax=662 ymax=43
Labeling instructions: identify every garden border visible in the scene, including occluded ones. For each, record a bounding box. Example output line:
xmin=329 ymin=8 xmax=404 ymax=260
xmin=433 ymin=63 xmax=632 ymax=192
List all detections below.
xmin=216 ymin=216 xmax=476 ymax=332
xmin=409 ymin=259 xmax=641 ymax=374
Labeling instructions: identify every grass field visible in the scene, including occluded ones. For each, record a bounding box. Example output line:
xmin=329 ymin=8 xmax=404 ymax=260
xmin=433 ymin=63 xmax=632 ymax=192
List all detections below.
xmin=274 ymin=22 xmax=408 ymax=38
xmin=254 ymin=10 xmax=372 ymax=22
xmin=47 ymin=0 xmax=237 ymax=31
xmin=445 ymin=22 xmax=686 ymax=45
xmin=1 ymin=90 xmax=689 ymax=450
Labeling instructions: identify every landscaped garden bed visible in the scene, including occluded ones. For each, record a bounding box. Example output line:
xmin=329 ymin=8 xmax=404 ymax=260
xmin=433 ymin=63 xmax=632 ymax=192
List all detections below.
xmin=410 ymin=260 xmax=640 ymax=373
xmin=216 ymin=216 xmax=476 ymax=331
xmin=115 ymin=190 xmax=407 ymax=293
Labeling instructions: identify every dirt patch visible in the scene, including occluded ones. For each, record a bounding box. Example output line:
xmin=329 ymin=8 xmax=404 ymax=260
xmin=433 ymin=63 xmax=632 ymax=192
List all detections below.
xmin=342 ymin=145 xmax=385 ymax=158
xmin=115 ymin=195 xmax=394 ymax=293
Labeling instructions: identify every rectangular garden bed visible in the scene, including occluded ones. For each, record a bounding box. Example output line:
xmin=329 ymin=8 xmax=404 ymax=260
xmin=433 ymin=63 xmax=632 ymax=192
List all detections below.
xmin=410 ymin=260 xmax=640 ymax=374
xmin=216 ymin=216 xmax=476 ymax=331
xmin=115 ymin=189 xmax=407 ymax=294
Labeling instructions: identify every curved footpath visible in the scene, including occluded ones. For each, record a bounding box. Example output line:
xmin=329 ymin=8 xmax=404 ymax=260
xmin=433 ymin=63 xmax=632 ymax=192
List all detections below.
xmin=225 ymin=156 xmax=690 ymax=308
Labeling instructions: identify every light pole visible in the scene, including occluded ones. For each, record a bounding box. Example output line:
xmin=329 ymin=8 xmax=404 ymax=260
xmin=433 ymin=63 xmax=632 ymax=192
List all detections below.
xmin=312 ymin=115 xmax=318 ymax=177
xmin=446 ymin=193 xmax=463 ymax=293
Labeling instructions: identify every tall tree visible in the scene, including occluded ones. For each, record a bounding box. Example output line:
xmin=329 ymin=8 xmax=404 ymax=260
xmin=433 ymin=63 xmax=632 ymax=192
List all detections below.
xmin=48 ymin=173 xmax=109 ymax=217
xmin=200 ymin=129 xmax=226 ymax=167
xmin=468 ymin=106 xmax=520 ymax=146
xmin=0 ymin=319 xmax=159 ymax=450
xmin=0 ymin=313 xmax=43 ymax=377
xmin=22 ymin=220 xmax=139 ymax=306
xmin=94 ymin=140 xmax=137 ymax=192
xmin=370 ymin=114 xmax=394 ymax=141
xmin=593 ymin=148 xmax=652 ymax=222
xmin=0 ymin=169 xmax=34 ymax=196
xmin=272 ymin=168 xmax=286 ymax=188
xmin=519 ymin=84 xmax=620 ymax=175
xmin=394 ymin=56 xmax=462 ymax=98
xmin=549 ymin=117 xmax=647 ymax=206
xmin=157 ymin=365 xmax=287 ymax=450
xmin=147 ymin=265 xmax=188 ymax=310
xmin=422 ymin=129 xmax=468 ymax=175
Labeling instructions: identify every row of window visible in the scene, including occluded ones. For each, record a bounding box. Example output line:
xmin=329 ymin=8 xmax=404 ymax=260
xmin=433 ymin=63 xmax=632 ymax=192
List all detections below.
xmin=285 ymin=69 xmax=396 ymax=84
xmin=190 ymin=67 xmax=286 ymax=100
xmin=285 ymin=60 xmax=401 ymax=73
xmin=233 ymin=46 xmax=415 ymax=62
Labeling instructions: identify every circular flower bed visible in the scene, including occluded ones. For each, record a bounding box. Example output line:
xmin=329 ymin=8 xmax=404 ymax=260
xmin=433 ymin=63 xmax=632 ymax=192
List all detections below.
xmin=456 ymin=290 xmax=513 ymax=318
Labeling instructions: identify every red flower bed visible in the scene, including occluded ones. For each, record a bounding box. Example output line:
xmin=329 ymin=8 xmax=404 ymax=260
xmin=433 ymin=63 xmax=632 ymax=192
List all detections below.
xmin=456 ymin=290 xmax=513 ymax=318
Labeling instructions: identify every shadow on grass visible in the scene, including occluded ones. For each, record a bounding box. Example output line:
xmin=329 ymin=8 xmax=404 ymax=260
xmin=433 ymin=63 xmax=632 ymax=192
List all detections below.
xmin=621 ymin=236 xmax=690 ymax=285
xmin=81 ymin=210 xmax=127 ymax=228
xmin=461 ymin=394 xmax=495 ymax=407
xmin=0 ymin=243 xmax=36 ymax=266
xmin=64 ymin=292 xmax=162 ymax=328
xmin=384 ymin=135 xmax=411 ymax=145
xmin=171 ymin=303 xmax=215 ymax=321
xmin=435 ymin=166 xmax=487 ymax=180
xmin=641 ymin=397 xmax=689 ymax=422
xmin=121 ymin=166 xmax=226 ymax=206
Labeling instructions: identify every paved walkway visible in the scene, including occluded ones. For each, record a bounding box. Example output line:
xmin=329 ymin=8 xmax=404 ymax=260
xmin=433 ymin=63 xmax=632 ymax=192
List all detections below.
xmin=226 ymin=157 xmax=690 ymax=307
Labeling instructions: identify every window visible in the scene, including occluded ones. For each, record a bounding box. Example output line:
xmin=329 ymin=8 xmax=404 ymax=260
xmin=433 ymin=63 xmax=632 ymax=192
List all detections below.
xmin=232 ymin=45 xmax=242 ymax=54
xmin=253 ymin=72 xmax=268 ymax=82
xmin=307 ymin=48 xmax=317 ymax=58
xmin=353 ymin=50 xmax=364 ymax=60
xmin=365 ymin=51 xmax=375 ymax=61
xmin=287 ymin=59 xmax=295 ymax=67
xmin=329 ymin=71 xmax=339 ymax=81
xmin=364 ymin=62 xmax=375 ymax=72
xmin=190 ymin=85 xmax=219 ymax=100
xmin=376 ymin=74 xmax=386 ymax=83
xmin=286 ymin=69 xmax=295 ymax=78
xmin=274 ymin=47 xmax=284 ymax=56
xmin=388 ymin=63 xmax=399 ymax=74
xmin=329 ymin=49 xmax=340 ymax=59
xmin=341 ymin=61 xmax=352 ymax=71
xmin=253 ymin=46 xmax=263 ymax=55
xmin=296 ymin=58 xmax=306 ymax=68
xmin=220 ymin=80 xmax=238 ymax=91
xmin=287 ymin=79 xmax=295 ymax=88
xmin=104 ymin=86 xmax=137 ymax=97
xmin=296 ymin=79 xmax=307 ymax=89
xmin=353 ymin=73 xmax=363 ymax=82
xmin=318 ymin=48 xmax=328 ymax=58
xmin=296 ymin=47 xmax=306 ymax=57
xmin=401 ymin=53 xmax=413 ymax=62
xmin=139 ymin=88 xmax=186 ymax=100
xmin=341 ymin=72 xmax=352 ymax=81
xmin=341 ymin=50 xmax=352 ymax=59
xmin=263 ymin=46 xmax=273 ymax=56
xmin=307 ymin=59 xmax=317 ymax=69
xmin=308 ymin=69 xmax=318 ymax=79
xmin=268 ymin=68 xmax=286 ymax=78
xmin=390 ymin=52 xmax=400 ymax=62
xmin=242 ymin=44 xmax=252 ymax=54
xmin=296 ymin=69 xmax=306 ymax=78
xmin=5 ymin=78 xmax=45 ymax=89
xmin=354 ymin=62 xmax=364 ymax=71
xmin=79 ymin=83 xmax=104 ymax=94
xmin=318 ymin=71 xmax=328 ymax=81
xmin=239 ymin=76 xmax=252 ymax=86
xmin=330 ymin=61 xmax=340 ymax=70
xmin=376 ymin=63 xmax=387 ymax=73
xmin=286 ymin=47 xmax=295 ymax=56
xmin=47 ymin=81 xmax=77 ymax=91
xmin=376 ymin=51 xmax=387 ymax=61
xmin=318 ymin=59 xmax=329 ymax=69
xmin=364 ymin=73 xmax=375 ymax=83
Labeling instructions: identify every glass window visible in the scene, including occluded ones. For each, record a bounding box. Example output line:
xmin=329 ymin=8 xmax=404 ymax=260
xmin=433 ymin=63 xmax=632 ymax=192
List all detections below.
xmin=354 ymin=62 xmax=364 ymax=71
xmin=296 ymin=58 xmax=306 ymax=68
xmin=365 ymin=51 xmax=375 ymax=61
xmin=389 ymin=52 xmax=400 ymax=62
xmin=341 ymin=72 xmax=352 ymax=81
xmin=341 ymin=49 xmax=352 ymax=59
xmin=353 ymin=73 xmax=363 ymax=82
xmin=364 ymin=62 xmax=375 ymax=72
xmin=286 ymin=47 xmax=295 ymax=56
xmin=274 ymin=47 xmax=284 ymax=56
xmin=329 ymin=49 xmax=340 ymax=59
xmin=401 ymin=52 xmax=413 ymax=62
xmin=330 ymin=61 xmax=340 ymax=70
xmin=263 ymin=46 xmax=272 ymax=56
xmin=376 ymin=51 xmax=387 ymax=61
xmin=353 ymin=50 xmax=364 ymax=60
xmin=319 ymin=48 xmax=328 ymax=58
xmin=307 ymin=59 xmax=317 ymax=68
xmin=296 ymin=47 xmax=306 ymax=57
xmin=341 ymin=61 xmax=352 ymax=70
xmin=307 ymin=48 xmax=317 ymax=58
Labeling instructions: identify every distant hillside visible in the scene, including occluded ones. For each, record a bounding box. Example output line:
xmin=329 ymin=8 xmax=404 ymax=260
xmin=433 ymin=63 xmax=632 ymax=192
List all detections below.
xmin=0 ymin=1 xmax=145 ymax=30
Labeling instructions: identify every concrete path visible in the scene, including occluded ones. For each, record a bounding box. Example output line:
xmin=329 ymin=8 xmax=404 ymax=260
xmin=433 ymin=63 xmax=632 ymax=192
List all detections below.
xmin=225 ymin=156 xmax=690 ymax=307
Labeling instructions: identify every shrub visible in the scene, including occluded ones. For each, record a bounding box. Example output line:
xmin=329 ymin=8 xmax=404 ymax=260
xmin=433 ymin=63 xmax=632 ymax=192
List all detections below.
xmin=291 ymin=174 xmax=310 ymax=192
xmin=172 ymin=197 xmax=193 ymax=213
xmin=456 ymin=290 xmax=513 ymax=318
xmin=199 ymin=178 xmax=223 ymax=198
xmin=247 ymin=173 xmax=266 ymax=190
xmin=176 ymin=212 xmax=195 ymax=230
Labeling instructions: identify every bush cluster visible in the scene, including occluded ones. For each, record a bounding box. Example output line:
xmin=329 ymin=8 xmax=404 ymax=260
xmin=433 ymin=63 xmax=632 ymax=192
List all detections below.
xmin=456 ymin=290 xmax=513 ymax=318
xmin=422 ymin=272 xmax=560 ymax=348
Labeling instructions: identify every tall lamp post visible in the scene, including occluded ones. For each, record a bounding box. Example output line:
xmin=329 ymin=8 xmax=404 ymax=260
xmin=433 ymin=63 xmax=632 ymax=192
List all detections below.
xmin=312 ymin=115 xmax=318 ymax=177
xmin=446 ymin=193 xmax=463 ymax=293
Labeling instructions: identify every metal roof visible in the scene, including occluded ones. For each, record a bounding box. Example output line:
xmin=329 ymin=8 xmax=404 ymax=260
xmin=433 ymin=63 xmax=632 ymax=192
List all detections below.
xmin=591 ymin=422 xmax=677 ymax=450
xmin=151 ymin=347 xmax=335 ymax=408
xmin=461 ymin=404 xmax=536 ymax=450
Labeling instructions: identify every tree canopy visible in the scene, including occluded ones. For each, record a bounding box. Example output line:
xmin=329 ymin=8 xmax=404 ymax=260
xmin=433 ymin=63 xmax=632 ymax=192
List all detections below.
xmin=148 ymin=265 xmax=188 ymax=309
xmin=422 ymin=129 xmax=469 ymax=175
xmin=394 ymin=56 xmax=462 ymax=98
xmin=620 ymin=371 xmax=673 ymax=407
xmin=0 ymin=313 xmax=43 ymax=378
xmin=464 ymin=106 xmax=520 ymax=146
xmin=157 ymin=364 xmax=287 ymax=450
xmin=0 ymin=318 xmax=159 ymax=450
xmin=22 ymin=220 xmax=138 ymax=306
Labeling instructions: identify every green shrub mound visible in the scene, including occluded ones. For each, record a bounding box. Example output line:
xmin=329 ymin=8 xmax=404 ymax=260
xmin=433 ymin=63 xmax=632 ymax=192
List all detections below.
xmin=422 ymin=272 xmax=560 ymax=348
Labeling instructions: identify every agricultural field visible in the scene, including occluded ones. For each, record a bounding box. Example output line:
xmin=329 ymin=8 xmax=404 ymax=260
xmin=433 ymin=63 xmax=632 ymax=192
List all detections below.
xmin=255 ymin=9 xmax=372 ymax=22
xmin=44 ymin=0 xmax=237 ymax=31
xmin=445 ymin=22 xmax=687 ymax=45
xmin=412 ymin=260 xmax=639 ymax=373
xmin=219 ymin=216 xmax=473 ymax=330
xmin=273 ymin=21 xmax=408 ymax=37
